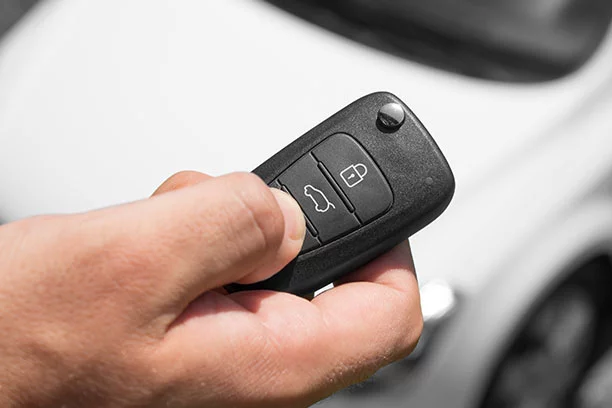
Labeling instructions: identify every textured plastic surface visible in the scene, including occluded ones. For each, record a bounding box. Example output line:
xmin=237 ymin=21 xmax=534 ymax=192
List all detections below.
xmin=228 ymin=92 xmax=455 ymax=295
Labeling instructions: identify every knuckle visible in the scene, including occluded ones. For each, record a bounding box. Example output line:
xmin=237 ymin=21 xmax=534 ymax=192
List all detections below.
xmin=171 ymin=170 xmax=196 ymax=179
xmin=167 ymin=170 xmax=205 ymax=187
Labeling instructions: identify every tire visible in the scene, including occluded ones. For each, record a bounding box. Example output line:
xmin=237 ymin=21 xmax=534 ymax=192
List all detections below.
xmin=481 ymin=256 xmax=612 ymax=408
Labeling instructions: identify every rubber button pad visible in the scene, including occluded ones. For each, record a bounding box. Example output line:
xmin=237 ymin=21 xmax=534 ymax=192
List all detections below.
xmin=271 ymin=133 xmax=393 ymax=253
xmin=313 ymin=134 xmax=393 ymax=224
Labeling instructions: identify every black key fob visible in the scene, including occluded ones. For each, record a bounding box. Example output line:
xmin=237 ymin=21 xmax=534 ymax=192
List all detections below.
xmin=228 ymin=92 xmax=455 ymax=295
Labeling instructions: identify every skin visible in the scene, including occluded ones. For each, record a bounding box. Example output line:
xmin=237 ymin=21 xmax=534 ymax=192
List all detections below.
xmin=0 ymin=171 xmax=422 ymax=407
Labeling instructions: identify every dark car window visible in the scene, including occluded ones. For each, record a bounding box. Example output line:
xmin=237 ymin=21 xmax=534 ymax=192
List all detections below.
xmin=264 ymin=0 xmax=612 ymax=82
xmin=0 ymin=0 xmax=40 ymax=40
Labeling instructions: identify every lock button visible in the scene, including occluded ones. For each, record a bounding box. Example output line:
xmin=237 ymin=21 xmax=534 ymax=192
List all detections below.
xmin=313 ymin=133 xmax=393 ymax=224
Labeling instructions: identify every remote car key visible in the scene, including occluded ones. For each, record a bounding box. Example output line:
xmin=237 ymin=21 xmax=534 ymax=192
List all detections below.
xmin=228 ymin=92 xmax=455 ymax=295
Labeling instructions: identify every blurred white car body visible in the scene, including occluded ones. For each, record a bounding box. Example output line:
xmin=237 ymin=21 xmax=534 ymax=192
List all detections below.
xmin=1 ymin=1 xmax=612 ymax=407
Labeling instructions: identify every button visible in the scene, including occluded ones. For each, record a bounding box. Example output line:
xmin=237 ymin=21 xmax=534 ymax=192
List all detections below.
xmin=279 ymin=184 xmax=319 ymax=237
xmin=300 ymin=229 xmax=320 ymax=254
xmin=313 ymin=134 xmax=393 ymax=223
xmin=318 ymin=163 xmax=355 ymax=213
xmin=279 ymin=155 xmax=360 ymax=243
xmin=377 ymin=103 xmax=405 ymax=131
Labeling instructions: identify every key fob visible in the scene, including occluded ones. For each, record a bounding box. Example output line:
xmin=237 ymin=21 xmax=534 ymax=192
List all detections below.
xmin=228 ymin=92 xmax=455 ymax=295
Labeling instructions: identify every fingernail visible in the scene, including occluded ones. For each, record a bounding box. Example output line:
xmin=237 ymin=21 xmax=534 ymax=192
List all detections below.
xmin=271 ymin=189 xmax=306 ymax=242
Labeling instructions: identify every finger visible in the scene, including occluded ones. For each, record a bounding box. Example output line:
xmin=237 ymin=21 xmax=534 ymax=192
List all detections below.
xmin=76 ymin=172 xmax=305 ymax=313
xmin=311 ymin=242 xmax=422 ymax=364
xmin=334 ymin=240 xmax=417 ymax=290
xmin=152 ymin=171 xmax=213 ymax=196
xmin=270 ymin=242 xmax=422 ymax=393
xmin=154 ymin=172 xmax=232 ymax=297
xmin=158 ymin=243 xmax=422 ymax=406
xmin=289 ymin=242 xmax=421 ymax=376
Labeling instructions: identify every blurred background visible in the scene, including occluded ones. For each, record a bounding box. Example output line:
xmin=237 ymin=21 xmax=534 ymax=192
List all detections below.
xmin=1 ymin=1 xmax=612 ymax=407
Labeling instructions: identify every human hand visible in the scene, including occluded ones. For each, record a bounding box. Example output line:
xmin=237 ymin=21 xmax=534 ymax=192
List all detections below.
xmin=0 ymin=171 xmax=422 ymax=407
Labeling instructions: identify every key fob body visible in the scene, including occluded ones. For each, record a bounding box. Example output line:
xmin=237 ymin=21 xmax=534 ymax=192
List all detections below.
xmin=228 ymin=92 xmax=454 ymax=295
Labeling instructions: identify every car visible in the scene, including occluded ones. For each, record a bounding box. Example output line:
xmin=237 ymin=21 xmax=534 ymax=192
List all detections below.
xmin=1 ymin=1 xmax=612 ymax=407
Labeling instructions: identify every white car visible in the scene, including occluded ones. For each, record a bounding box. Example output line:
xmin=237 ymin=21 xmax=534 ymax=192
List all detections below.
xmin=2 ymin=1 xmax=612 ymax=407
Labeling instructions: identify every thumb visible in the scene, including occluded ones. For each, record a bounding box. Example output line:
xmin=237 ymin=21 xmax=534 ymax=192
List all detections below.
xmin=82 ymin=172 xmax=306 ymax=311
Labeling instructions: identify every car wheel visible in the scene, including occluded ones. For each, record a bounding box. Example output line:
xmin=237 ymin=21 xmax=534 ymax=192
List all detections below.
xmin=481 ymin=256 xmax=612 ymax=408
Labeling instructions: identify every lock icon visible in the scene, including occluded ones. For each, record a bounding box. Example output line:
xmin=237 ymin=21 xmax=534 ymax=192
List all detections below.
xmin=340 ymin=163 xmax=368 ymax=188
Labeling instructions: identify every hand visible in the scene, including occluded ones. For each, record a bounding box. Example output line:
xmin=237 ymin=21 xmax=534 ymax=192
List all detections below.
xmin=0 ymin=171 xmax=422 ymax=407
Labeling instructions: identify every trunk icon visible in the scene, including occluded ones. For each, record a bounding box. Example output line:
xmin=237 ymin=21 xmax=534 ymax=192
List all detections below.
xmin=304 ymin=185 xmax=336 ymax=213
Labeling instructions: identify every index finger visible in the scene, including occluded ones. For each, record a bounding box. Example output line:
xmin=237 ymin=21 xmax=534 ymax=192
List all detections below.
xmin=313 ymin=241 xmax=422 ymax=369
xmin=237 ymin=242 xmax=421 ymax=396
xmin=156 ymin=242 xmax=421 ymax=405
